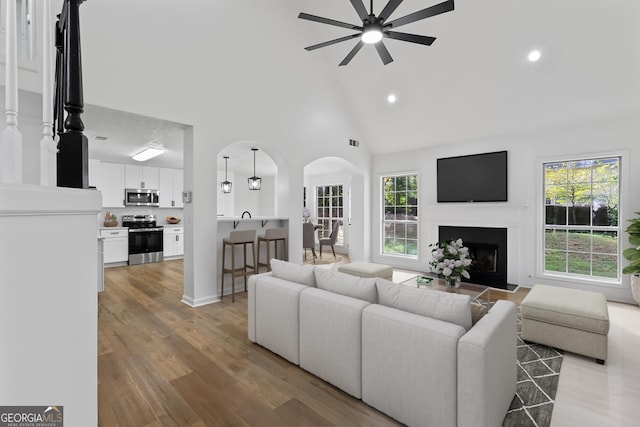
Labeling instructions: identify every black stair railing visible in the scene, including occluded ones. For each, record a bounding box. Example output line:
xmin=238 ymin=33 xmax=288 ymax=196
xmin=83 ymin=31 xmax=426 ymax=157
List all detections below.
xmin=54 ymin=0 xmax=87 ymax=189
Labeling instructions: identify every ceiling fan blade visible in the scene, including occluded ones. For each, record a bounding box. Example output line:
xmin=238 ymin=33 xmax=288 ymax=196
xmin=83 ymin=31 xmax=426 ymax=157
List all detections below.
xmin=375 ymin=41 xmax=394 ymax=65
xmin=349 ymin=0 xmax=369 ymax=21
xmin=378 ymin=0 xmax=404 ymax=21
xmin=305 ymin=33 xmax=362 ymax=51
xmin=339 ymin=41 xmax=365 ymax=66
xmin=384 ymin=31 xmax=436 ymax=46
xmin=384 ymin=0 xmax=454 ymax=29
xmin=298 ymin=12 xmax=362 ymax=31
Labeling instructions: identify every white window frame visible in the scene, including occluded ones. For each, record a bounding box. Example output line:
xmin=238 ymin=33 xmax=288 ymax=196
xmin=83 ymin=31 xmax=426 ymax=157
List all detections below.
xmin=380 ymin=172 xmax=419 ymax=260
xmin=537 ymin=151 xmax=628 ymax=287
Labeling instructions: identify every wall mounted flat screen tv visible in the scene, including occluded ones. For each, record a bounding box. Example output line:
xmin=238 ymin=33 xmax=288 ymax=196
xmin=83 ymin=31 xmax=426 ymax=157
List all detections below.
xmin=437 ymin=151 xmax=508 ymax=203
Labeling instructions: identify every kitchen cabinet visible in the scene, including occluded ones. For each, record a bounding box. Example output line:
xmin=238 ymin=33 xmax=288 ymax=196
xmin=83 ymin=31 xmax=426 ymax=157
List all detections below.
xmin=125 ymin=164 xmax=159 ymax=190
xmin=89 ymin=159 xmax=100 ymax=188
xmin=163 ymin=226 xmax=184 ymax=258
xmin=159 ymin=168 xmax=184 ymax=208
xmin=100 ymin=228 xmax=129 ymax=264
xmin=99 ymin=162 xmax=125 ymax=207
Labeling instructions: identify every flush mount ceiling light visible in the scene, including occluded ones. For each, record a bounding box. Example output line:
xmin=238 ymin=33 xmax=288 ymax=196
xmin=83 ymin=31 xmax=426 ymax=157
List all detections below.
xmin=528 ymin=49 xmax=542 ymax=62
xmin=362 ymin=22 xmax=383 ymax=44
xmin=248 ymin=148 xmax=262 ymax=191
xmin=387 ymin=93 xmax=397 ymax=103
xmin=221 ymin=156 xmax=232 ymax=194
xmin=299 ymin=0 xmax=455 ymax=66
xmin=132 ymin=147 xmax=164 ymax=162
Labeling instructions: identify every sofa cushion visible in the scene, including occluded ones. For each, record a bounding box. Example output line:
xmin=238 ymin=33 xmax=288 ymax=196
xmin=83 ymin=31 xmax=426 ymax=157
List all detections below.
xmin=314 ymin=268 xmax=378 ymax=303
xmin=270 ymin=259 xmax=316 ymax=287
xmin=362 ymin=304 xmax=464 ymax=427
xmin=375 ymin=278 xmax=472 ymax=330
xmin=299 ymin=287 xmax=370 ymax=398
xmin=254 ymin=275 xmax=308 ymax=364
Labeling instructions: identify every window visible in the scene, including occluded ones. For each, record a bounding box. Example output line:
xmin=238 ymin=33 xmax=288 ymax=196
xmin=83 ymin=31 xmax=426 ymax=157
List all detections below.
xmin=543 ymin=157 xmax=620 ymax=280
xmin=382 ymin=174 xmax=418 ymax=257
xmin=316 ymin=185 xmax=343 ymax=244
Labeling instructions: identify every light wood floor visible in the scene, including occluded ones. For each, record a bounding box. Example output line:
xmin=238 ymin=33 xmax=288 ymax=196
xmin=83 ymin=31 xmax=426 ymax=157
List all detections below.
xmin=100 ymin=259 xmax=639 ymax=426
xmin=99 ymin=260 xmax=400 ymax=426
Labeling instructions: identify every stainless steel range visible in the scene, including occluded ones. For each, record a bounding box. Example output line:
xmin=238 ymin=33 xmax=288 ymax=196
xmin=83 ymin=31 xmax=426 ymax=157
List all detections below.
xmin=122 ymin=214 xmax=164 ymax=265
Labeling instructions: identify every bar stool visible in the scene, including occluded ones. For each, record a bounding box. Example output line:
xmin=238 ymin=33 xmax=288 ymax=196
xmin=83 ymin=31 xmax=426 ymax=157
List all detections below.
xmin=221 ymin=229 xmax=256 ymax=302
xmin=257 ymin=227 xmax=288 ymax=272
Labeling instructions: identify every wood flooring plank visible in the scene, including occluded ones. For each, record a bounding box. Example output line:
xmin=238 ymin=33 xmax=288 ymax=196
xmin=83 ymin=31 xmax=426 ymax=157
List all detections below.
xmin=98 ymin=260 xmax=413 ymax=426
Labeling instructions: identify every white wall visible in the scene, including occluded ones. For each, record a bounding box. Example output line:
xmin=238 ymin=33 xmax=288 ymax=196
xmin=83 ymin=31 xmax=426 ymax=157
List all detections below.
xmin=233 ymin=174 xmax=275 ymax=217
xmin=372 ymin=114 xmax=640 ymax=303
xmin=0 ymin=184 xmax=101 ymax=427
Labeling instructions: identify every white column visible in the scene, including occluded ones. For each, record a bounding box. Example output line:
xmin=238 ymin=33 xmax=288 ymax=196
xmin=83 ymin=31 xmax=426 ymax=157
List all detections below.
xmin=40 ymin=0 xmax=57 ymax=186
xmin=1 ymin=0 xmax=23 ymax=184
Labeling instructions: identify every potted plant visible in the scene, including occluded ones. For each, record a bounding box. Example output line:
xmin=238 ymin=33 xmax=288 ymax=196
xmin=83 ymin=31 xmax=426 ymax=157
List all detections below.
xmin=429 ymin=238 xmax=472 ymax=288
xmin=623 ymin=211 xmax=640 ymax=304
xmin=103 ymin=211 xmax=118 ymax=227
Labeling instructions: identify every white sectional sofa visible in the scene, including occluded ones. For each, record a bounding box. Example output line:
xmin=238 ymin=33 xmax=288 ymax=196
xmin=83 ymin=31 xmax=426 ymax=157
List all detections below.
xmin=248 ymin=260 xmax=517 ymax=427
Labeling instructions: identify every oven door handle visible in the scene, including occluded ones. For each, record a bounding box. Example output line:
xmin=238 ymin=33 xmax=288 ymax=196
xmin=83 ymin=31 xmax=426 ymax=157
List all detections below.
xmin=129 ymin=227 xmax=164 ymax=233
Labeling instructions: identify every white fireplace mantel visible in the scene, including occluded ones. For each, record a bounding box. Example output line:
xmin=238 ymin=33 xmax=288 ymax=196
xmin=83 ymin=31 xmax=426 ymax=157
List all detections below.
xmin=425 ymin=203 xmax=530 ymax=287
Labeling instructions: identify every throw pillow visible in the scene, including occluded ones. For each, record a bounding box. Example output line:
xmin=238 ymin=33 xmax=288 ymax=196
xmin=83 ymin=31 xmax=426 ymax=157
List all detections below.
xmin=470 ymin=301 xmax=488 ymax=326
xmin=270 ymin=259 xmax=316 ymax=287
xmin=314 ymin=268 xmax=378 ymax=303
xmin=375 ymin=278 xmax=472 ymax=331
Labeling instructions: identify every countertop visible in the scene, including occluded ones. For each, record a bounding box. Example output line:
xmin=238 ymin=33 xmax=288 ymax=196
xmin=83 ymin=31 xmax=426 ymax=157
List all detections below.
xmin=216 ymin=216 xmax=288 ymax=222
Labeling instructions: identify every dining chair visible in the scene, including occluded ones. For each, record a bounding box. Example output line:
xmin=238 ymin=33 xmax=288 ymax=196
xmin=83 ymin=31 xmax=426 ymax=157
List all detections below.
xmin=319 ymin=220 xmax=340 ymax=259
xmin=302 ymin=222 xmax=317 ymax=262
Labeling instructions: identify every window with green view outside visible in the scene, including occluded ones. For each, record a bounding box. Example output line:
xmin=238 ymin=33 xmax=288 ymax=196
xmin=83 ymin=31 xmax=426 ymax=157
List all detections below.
xmin=383 ymin=174 xmax=418 ymax=257
xmin=543 ymin=157 xmax=620 ymax=280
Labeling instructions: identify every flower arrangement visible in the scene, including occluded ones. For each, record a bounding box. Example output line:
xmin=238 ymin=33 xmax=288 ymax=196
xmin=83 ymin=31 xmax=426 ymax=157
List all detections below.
xmin=303 ymin=207 xmax=311 ymax=222
xmin=429 ymin=238 xmax=472 ymax=282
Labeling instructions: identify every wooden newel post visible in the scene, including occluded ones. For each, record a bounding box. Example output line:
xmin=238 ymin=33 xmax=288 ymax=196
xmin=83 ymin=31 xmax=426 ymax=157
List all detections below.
xmin=55 ymin=0 xmax=88 ymax=189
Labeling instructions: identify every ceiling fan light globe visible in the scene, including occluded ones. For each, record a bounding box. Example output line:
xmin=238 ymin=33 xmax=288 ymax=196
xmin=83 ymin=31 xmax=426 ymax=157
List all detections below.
xmin=362 ymin=28 xmax=383 ymax=44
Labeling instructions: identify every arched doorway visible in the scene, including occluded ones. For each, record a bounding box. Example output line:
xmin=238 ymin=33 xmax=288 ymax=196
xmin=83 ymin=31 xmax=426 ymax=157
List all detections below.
xmin=304 ymin=156 xmax=368 ymax=262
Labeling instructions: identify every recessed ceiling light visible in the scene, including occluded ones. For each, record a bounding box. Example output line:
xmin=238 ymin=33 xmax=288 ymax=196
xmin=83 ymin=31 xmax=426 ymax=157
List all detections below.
xmin=387 ymin=94 xmax=397 ymax=103
xmin=528 ymin=50 xmax=541 ymax=62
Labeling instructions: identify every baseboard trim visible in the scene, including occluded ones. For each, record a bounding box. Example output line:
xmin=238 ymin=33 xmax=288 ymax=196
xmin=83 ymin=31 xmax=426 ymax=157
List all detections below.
xmin=181 ymin=294 xmax=219 ymax=307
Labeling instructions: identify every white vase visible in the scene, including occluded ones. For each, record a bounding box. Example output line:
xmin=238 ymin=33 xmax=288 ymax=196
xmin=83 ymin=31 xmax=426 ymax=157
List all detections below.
xmin=631 ymin=274 xmax=640 ymax=305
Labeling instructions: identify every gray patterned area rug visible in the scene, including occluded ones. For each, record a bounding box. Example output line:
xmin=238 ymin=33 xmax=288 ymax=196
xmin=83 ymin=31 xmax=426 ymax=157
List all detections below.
xmin=502 ymin=310 xmax=564 ymax=427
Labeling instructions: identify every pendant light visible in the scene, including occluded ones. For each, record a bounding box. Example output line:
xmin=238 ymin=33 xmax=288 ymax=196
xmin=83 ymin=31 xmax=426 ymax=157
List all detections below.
xmin=221 ymin=156 xmax=232 ymax=194
xmin=248 ymin=148 xmax=262 ymax=190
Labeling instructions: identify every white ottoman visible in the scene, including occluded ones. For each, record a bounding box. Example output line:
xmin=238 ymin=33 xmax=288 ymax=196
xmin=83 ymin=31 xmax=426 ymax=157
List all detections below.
xmin=521 ymin=284 xmax=609 ymax=364
xmin=338 ymin=261 xmax=393 ymax=280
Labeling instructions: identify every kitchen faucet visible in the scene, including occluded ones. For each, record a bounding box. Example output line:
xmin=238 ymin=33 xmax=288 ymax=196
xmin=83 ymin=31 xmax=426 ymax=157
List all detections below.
xmin=242 ymin=211 xmax=251 ymax=218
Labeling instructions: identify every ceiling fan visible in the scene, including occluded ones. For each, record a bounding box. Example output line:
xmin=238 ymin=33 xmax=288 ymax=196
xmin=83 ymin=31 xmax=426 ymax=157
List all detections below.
xmin=298 ymin=0 xmax=454 ymax=66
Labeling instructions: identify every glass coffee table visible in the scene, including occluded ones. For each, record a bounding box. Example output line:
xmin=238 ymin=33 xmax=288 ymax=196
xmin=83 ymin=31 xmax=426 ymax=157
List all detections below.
xmin=400 ymin=275 xmax=492 ymax=308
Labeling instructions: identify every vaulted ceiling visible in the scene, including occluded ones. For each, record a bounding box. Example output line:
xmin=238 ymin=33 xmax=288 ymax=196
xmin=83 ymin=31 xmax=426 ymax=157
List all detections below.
xmin=80 ymin=0 xmax=640 ymax=167
xmin=295 ymin=0 xmax=640 ymax=153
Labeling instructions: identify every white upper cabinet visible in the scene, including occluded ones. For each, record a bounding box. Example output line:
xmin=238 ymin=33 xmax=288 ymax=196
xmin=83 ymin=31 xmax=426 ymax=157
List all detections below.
xmin=99 ymin=162 xmax=125 ymax=207
xmin=159 ymin=168 xmax=184 ymax=208
xmin=89 ymin=159 xmax=101 ymax=188
xmin=125 ymin=164 xmax=159 ymax=189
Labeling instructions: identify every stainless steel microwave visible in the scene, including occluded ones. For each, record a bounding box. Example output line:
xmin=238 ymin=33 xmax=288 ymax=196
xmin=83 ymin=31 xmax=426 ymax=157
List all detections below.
xmin=124 ymin=188 xmax=160 ymax=207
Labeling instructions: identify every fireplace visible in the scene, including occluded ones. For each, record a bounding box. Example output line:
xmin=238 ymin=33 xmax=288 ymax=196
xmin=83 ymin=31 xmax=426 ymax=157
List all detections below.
xmin=439 ymin=226 xmax=508 ymax=289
